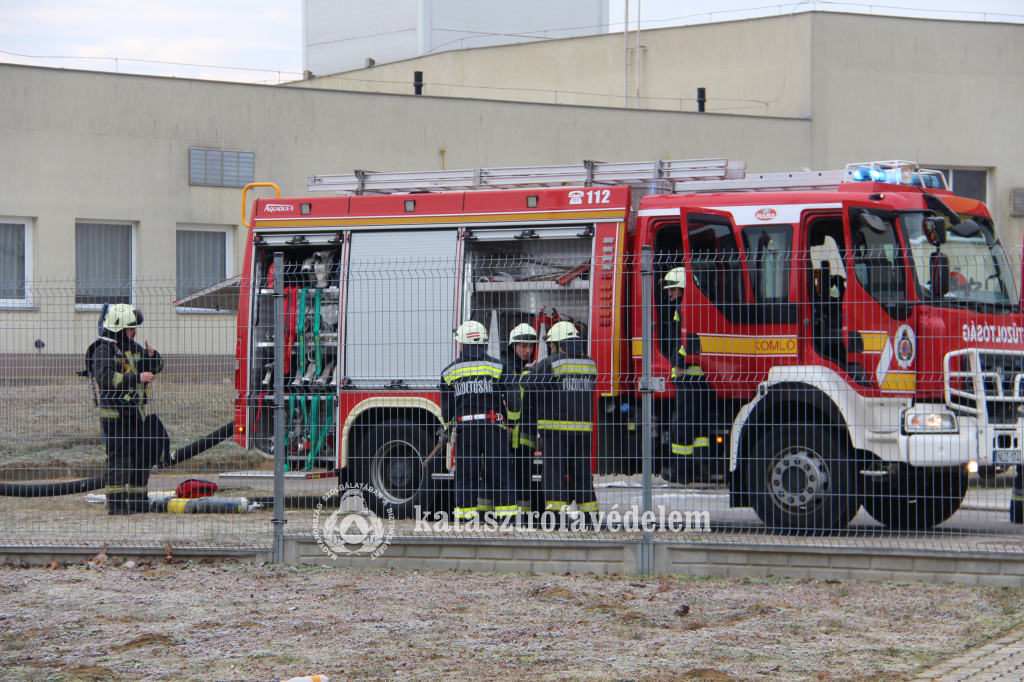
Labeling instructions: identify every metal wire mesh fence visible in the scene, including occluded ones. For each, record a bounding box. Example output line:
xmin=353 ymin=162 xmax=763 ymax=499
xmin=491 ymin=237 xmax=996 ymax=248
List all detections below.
xmin=2 ymin=236 xmax=1023 ymax=557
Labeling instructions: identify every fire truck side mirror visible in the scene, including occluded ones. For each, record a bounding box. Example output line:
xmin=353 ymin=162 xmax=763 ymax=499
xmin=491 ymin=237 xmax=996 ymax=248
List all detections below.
xmin=930 ymin=252 xmax=951 ymax=299
xmin=923 ymin=216 xmax=947 ymax=246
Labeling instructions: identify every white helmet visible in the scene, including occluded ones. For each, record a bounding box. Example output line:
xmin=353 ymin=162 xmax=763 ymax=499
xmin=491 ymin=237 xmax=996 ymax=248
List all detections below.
xmin=508 ymin=323 xmax=538 ymax=345
xmin=546 ymin=321 xmax=579 ymax=343
xmin=663 ymin=266 xmax=686 ymax=289
xmin=103 ymin=303 xmax=143 ymax=332
xmin=454 ymin=320 xmax=488 ymax=344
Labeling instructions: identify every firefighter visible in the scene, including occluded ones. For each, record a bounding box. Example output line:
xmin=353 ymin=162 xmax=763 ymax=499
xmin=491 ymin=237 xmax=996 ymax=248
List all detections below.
xmin=87 ymin=303 xmax=164 ymax=515
xmin=504 ymin=323 xmax=539 ymax=513
xmin=440 ymin=320 xmax=518 ymax=522
xmin=662 ymin=266 xmax=712 ymax=485
xmin=520 ymin=320 xmax=599 ymax=528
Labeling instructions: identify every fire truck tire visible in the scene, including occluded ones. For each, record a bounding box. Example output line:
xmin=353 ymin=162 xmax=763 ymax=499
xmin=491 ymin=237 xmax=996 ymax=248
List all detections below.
xmin=356 ymin=419 xmax=441 ymax=519
xmin=748 ymin=425 xmax=858 ymax=534
xmin=863 ymin=466 xmax=967 ymax=531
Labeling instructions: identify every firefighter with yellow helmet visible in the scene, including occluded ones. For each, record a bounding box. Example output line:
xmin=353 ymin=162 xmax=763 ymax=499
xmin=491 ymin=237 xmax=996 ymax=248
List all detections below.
xmin=516 ymin=320 xmax=599 ymax=528
xmin=662 ymin=266 xmax=712 ymax=485
xmin=85 ymin=303 xmax=164 ymax=515
xmin=440 ymin=320 xmax=518 ymax=521
xmin=503 ymin=323 xmax=539 ymax=512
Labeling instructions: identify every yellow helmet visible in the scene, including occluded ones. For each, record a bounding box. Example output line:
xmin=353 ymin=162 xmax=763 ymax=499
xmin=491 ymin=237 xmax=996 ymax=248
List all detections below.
xmin=454 ymin=320 xmax=488 ymax=344
xmin=663 ymin=266 xmax=687 ymax=289
xmin=546 ymin=321 xmax=579 ymax=343
xmin=103 ymin=303 xmax=143 ymax=332
xmin=508 ymin=323 xmax=538 ymax=345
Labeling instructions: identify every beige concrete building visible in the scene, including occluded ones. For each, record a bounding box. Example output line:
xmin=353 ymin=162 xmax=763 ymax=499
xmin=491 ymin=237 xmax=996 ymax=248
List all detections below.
xmin=0 ymin=62 xmax=807 ymax=354
xmin=1 ymin=11 xmax=1022 ymax=355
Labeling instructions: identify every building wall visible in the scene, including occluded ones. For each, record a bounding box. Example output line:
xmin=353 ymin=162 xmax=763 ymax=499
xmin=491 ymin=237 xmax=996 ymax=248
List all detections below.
xmin=292 ymin=13 xmax=814 ymax=117
xmin=303 ymin=0 xmax=610 ymax=76
xmin=0 ymin=64 xmax=810 ymax=354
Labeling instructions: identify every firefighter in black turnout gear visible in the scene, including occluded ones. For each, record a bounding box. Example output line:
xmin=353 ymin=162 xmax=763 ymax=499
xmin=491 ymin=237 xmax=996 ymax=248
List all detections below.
xmin=504 ymin=323 xmax=539 ymax=513
xmin=86 ymin=304 xmax=164 ymax=515
xmin=440 ymin=321 xmax=518 ymax=521
xmin=662 ymin=267 xmax=713 ymax=485
xmin=517 ymin=321 xmax=599 ymax=526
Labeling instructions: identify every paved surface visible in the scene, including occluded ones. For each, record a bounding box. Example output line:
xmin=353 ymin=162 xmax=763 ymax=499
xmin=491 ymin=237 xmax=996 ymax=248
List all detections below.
xmin=917 ymin=626 xmax=1024 ymax=681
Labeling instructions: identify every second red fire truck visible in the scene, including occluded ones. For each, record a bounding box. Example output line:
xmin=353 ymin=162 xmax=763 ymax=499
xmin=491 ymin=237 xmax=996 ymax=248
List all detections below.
xmin=227 ymin=159 xmax=1023 ymax=532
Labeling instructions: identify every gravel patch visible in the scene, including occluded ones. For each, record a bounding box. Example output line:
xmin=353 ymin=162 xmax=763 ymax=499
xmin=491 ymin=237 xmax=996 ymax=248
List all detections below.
xmin=1 ymin=560 xmax=1022 ymax=681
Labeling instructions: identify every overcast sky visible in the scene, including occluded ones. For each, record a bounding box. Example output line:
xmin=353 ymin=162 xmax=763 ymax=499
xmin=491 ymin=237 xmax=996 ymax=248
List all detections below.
xmin=1 ymin=0 xmax=1021 ymax=84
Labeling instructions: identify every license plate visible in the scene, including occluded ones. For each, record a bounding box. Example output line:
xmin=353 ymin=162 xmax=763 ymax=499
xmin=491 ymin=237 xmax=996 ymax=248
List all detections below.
xmin=994 ymin=450 xmax=1022 ymax=464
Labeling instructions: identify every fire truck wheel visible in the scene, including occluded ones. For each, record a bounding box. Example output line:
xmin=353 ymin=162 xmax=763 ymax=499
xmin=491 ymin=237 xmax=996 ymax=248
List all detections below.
xmin=356 ymin=419 xmax=441 ymax=519
xmin=749 ymin=425 xmax=858 ymax=534
xmin=863 ymin=466 xmax=967 ymax=531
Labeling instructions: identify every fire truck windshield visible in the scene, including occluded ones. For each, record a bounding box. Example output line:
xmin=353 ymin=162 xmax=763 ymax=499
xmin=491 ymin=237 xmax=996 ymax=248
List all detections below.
xmin=901 ymin=212 xmax=1019 ymax=311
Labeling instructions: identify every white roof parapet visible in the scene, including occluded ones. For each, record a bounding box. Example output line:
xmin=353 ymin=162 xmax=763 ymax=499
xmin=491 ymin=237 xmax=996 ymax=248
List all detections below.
xmin=307 ymin=158 xmax=748 ymax=194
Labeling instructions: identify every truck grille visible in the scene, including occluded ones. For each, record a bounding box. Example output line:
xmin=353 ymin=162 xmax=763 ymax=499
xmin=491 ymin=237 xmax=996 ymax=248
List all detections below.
xmin=944 ymin=349 xmax=1024 ymax=423
xmin=978 ymin=353 xmax=1024 ymax=423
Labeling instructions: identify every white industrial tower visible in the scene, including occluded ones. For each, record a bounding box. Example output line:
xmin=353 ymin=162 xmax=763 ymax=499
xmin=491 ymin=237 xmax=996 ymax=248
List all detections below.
xmin=302 ymin=0 xmax=610 ymax=77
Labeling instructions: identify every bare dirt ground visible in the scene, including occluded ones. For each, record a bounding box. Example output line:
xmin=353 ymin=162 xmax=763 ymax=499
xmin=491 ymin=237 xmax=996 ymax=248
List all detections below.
xmin=1 ymin=560 xmax=1022 ymax=682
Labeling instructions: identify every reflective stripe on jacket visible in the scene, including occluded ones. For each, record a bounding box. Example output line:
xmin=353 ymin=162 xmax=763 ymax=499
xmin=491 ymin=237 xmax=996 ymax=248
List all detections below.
xmin=89 ymin=336 xmax=164 ymax=419
xmin=516 ymin=339 xmax=595 ymax=433
xmin=439 ymin=346 xmax=507 ymax=428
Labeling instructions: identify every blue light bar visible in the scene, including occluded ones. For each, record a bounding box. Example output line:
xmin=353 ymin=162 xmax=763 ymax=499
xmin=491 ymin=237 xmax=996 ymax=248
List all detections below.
xmin=850 ymin=167 xmax=903 ymax=184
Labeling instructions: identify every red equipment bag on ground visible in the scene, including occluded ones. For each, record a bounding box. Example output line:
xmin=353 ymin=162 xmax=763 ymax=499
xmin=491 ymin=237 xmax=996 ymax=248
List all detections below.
xmin=175 ymin=479 xmax=218 ymax=499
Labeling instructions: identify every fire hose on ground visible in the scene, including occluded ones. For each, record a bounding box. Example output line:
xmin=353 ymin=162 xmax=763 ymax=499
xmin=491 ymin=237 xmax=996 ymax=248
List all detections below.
xmin=0 ymin=422 xmax=236 ymax=498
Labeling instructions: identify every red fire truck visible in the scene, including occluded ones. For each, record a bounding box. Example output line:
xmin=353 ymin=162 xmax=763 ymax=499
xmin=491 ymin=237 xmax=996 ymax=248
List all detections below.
xmin=231 ymin=159 xmax=1023 ymax=531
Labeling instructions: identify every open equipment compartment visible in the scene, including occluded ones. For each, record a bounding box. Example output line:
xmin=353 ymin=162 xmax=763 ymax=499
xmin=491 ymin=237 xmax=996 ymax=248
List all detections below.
xmin=247 ymin=236 xmax=343 ymax=469
xmin=462 ymin=225 xmax=595 ymax=362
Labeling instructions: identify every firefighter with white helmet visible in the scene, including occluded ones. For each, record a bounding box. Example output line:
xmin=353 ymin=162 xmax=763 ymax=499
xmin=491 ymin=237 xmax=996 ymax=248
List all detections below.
xmin=440 ymin=320 xmax=518 ymax=521
xmin=515 ymin=320 xmax=599 ymax=528
xmin=85 ymin=303 xmax=164 ymax=515
xmin=662 ymin=266 xmax=713 ymax=485
xmin=503 ymin=323 xmax=539 ymax=512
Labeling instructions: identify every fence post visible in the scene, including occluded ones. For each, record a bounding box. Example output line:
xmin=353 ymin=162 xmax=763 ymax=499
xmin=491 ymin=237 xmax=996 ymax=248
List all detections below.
xmin=271 ymin=252 xmax=287 ymax=563
xmin=639 ymin=245 xmax=655 ymax=575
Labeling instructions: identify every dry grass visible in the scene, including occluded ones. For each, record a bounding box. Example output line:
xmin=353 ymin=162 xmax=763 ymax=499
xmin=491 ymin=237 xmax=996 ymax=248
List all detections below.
xmin=0 ymin=377 xmax=255 ymax=474
xmin=0 ymin=563 xmax=1021 ymax=681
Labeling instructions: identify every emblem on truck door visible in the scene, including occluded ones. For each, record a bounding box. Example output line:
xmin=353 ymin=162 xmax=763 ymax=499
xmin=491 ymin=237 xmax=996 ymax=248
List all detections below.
xmin=755 ymin=208 xmax=777 ymax=221
xmin=895 ymin=325 xmax=916 ymax=368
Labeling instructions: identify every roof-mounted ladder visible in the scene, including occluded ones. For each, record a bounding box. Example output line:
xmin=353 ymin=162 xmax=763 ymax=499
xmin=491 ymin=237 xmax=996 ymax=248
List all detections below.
xmin=305 ymin=159 xmax=913 ymax=196
xmin=307 ymin=158 xmax=748 ymax=195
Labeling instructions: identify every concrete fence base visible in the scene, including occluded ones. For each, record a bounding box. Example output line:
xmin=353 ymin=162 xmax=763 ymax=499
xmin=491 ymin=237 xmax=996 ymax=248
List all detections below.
xmin=5 ymin=538 xmax=1020 ymax=587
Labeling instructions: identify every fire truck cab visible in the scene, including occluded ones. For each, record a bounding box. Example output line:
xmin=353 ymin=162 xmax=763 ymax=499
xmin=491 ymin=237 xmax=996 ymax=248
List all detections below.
xmin=234 ymin=159 xmax=1024 ymax=532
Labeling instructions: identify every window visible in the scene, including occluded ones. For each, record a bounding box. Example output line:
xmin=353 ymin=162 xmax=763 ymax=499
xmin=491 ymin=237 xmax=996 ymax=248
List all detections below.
xmin=653 ymin=221 xmax=683 ymax=360
xmin=932 ymin=168 xmax=987 ymax=202
xmin=189 ymin=149 xmax=254 ymax=187
xmin=741 ymin=225 xmax=793 ymax=303
xmin=687 ymin=217 xmax=746 ymax=318
xmin=0 ymin=217 xmax=32 ymax=308
xmin=849 ymin=209 xmax=905 ymax=305
xmin=176 ymin=225 xmax=232 ymax=306
xmin=75 ymin=221 xmax=133 ymax=307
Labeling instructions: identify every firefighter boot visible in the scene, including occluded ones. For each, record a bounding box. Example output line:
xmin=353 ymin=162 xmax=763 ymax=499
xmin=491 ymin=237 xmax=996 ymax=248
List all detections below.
xmin=661 ymin=457 xmax=699 ymax=486
xmin=106 ymin=491 xmax=136 ymax=516
xmin=126 ymin=489 xmax=153 ymax=513
xmin=1010 ymin=468 xmax=1023 ymax=524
